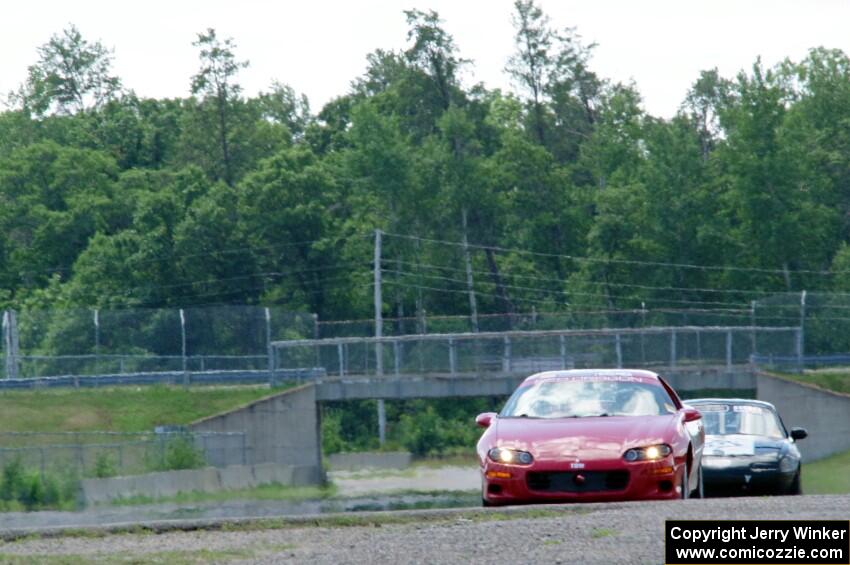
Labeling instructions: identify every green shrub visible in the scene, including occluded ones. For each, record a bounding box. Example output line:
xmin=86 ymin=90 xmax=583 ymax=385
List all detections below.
xmin=0 ymin=459 xmax=78 ymax=511
xmin=320 ymin=397 xmax=501 ymax=457
xmin=147 ymin=436 xmax=206 ymax=471
xmin=92 ymin=452 xmax=118 ymax=478
xmin=0 ymin=458 xmax=26 ymax=502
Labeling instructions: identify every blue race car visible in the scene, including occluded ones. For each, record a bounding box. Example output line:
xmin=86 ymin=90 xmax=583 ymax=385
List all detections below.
xmin=686 ymin=399 xmax=806 ymax=496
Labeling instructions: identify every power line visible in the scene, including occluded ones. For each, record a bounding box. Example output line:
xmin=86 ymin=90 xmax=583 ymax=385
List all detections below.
xmin=383 ymin=232 xmax=841 ymax=277
xmin=383 ymin=280 xmax=743 ymax=310
xmin=390 ymin=260 xmax=788 ymax=298
xmin=384 ymin=269 xmax=752 ymax=308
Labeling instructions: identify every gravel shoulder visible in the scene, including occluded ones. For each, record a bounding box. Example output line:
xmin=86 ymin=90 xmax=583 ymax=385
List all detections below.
xmin=1 ymin=494 xmax=847 ymax=564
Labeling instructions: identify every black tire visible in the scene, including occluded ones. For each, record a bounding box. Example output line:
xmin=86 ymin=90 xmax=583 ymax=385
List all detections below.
xmin=787 ymin=469 xmax=802 ymax=495
xmin=694 ymin=464 xmax=704 ymax=499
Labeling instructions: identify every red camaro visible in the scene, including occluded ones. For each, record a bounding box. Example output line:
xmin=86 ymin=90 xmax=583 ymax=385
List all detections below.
xmin=476 ymin=369 xmax=704 ymax=505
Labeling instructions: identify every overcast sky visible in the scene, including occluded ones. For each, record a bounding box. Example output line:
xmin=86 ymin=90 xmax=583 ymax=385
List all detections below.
xmin=2 ymin=0 xmax=850 ymax=118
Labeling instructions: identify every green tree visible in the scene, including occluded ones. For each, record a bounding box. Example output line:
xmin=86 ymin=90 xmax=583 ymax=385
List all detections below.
xmin=189 ymin=28 xmax=249 ymax=186
xmin=17 ymin=24 xmax=122 ymax=115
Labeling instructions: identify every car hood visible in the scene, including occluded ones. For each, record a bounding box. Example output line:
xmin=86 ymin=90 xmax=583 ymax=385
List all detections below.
xmin=703 ymin=434 xmax=784 ymax=457
xmin=490 ymin=415 xmax=677 ymax=461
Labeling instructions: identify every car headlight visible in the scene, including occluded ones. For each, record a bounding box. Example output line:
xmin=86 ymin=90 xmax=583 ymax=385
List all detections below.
xmin=623 ymin=444 xmax=673 ymax=462
xmin=778 ymin=455 xmax=796 ymax=473
xmin=703 ymin=456 xmax=733 ymax=468
xmin=488 ymin=447 xmax=534 ymax=465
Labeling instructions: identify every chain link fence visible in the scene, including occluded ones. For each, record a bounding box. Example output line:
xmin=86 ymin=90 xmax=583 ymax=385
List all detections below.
xmin=5 ymin=294 xmax=848 ymax=380
xmin=1 ymin=306 xmax=315 ymax=380
xmin=754 ymin=291 xmax=842 ymax=349
xmin=0 ymin=431 xmax=247 ymax=478
xmin=273 ymin=326 xmax=801 ymax=378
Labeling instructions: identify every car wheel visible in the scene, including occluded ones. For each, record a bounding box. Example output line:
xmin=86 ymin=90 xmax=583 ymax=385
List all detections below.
xmin=694 ymin=464 xmax=704 ymax=499
xmin=482 ymin=497 xmax=495 ymax=507
xmin=787 ymin=469 xmax=802 ymax=496
xmin=680 ymin=464 xmax=690 ymax=500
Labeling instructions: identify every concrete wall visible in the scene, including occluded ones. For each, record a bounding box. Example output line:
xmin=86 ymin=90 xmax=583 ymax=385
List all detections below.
xmin=190 ymin=384 xmax=323 ymax=483
xmin=80 ymin=463 xmax=316 ymax=505
xmin=756 ymin=372 xmax=850 ymax=462
xmin=327 ymin=451 xmax=412 ymax=471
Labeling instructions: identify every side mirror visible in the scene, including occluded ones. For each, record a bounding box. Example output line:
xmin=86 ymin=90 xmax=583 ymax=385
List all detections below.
xmin=476 ymin=412 xmax=496 ymax=428
xmin=790 ymin=427 xmax=808 ymax=441
xmin=682 ymin=407 xmax=702 ymax=423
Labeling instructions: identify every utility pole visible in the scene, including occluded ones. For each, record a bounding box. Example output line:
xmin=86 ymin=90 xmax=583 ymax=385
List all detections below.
xmin=461 ymin=208 xmax=479 ymax=333
xmin=798 ymin=290 xmax=806 ymax=371
xmin=374 ymin=229 xmax=386 ymax=445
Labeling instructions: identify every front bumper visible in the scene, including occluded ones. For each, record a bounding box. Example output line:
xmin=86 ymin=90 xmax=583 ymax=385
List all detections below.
xmin=702 ymin=461 xmax=796 ymax=496
xmin=481 ymin=457 xmax=685 ymax=504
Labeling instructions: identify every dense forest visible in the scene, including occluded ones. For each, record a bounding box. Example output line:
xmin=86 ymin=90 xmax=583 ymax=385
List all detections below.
xmin=3 ymin=2 xmax=850 ymax=325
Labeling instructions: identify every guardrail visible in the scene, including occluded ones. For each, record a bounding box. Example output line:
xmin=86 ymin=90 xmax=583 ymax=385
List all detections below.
xmin=272 ymin=326 xmax=802 ymax=378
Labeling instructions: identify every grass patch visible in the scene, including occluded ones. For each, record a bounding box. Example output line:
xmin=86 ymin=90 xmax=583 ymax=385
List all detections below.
xmin=770 ymin=370 xmax=850 ymax=395
xmin=109 ymin=483 xmax=337 ymax=507
xmin=802 ymin=449 xmax=850 ymax=494
xmin=0 ymin=385 xmax=282 ymax=433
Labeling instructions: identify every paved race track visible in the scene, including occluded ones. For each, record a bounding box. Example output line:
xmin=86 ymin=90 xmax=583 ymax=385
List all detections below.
xmin=1 ymin=494 xmax=847 ymax=564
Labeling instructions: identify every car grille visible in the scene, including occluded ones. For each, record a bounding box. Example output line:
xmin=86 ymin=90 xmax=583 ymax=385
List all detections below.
xmin=526 ymin=471 xmax=630 ymax=493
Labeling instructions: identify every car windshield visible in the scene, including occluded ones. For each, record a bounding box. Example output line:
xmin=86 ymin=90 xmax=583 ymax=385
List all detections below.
xmin=499 ymin=377 xmax=677 ymax=419
xmin=694 ymin=403 xmax=785 ymax=439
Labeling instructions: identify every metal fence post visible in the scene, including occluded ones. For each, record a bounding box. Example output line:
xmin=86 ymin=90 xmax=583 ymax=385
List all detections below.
xmin=640 ymin=302 xmax=647 ymax=364
xmin=799 ymin=291 xmax=806 ymax=372
xmin=394 ymin=340 xmax=401 ymax=375
xmin=726 ymin=330 xmax=733 ymax=371
xmin=337 ymin=343 xmax=344 ymax=377
xmin=750 ymin=300 xmax=757 ymax=357
xmin=559 ymin=334 xmax=567 ymax=369
xmin=2 ymin=310 xmax=20 ymax=380
xmin=93 ymin=309 xmax=100 ymax=375
xmin=670 ymin=329 xmax=677 ymax=368
xmin=502 ymin=336 xmax=512 ymax=373
xmin=448 ymin=338 xmax=457 ymax=376
xmin=265 ymin=308 xmax=274 ymax=382
xmin=180 ymin=309 xmax=188 ymax=387
xmin=615 ymin=333 xmax=623 ymax=369
xmin=312 ymin=313 xmax=320 ymax=367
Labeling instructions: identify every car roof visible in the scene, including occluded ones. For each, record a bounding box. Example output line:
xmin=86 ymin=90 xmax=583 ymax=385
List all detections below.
xmin=687 ymin=398 xmax=777 ymax=410
xmin=522 ymin=369 xmax=660 ymax=384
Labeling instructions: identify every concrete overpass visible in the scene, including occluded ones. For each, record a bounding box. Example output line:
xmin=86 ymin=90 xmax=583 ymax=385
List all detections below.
xmin=190 ymin=325 xmax=809 ymax=485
